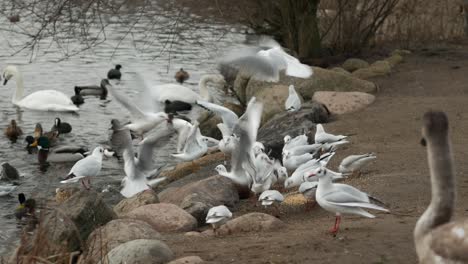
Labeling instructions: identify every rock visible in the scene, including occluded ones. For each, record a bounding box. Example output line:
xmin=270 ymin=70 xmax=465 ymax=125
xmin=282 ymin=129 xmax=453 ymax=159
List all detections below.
xmin=42 ymin=190 xmax=116 ymax=252
xmin=114 ymin=189 xmax=159 ymax=217
xmin=99 ymin=185 xmax=125 ymax=208
xmin=0 ymin=162 xmax=19 ymax=181
xmin=159 ymin=152 xmax=225 ymax=185
xmin=124 ymin=203 xmax=197 ymax=232
xmin=244 ymin=67 xmax=377 ymax=103
xmin=217 ymin=212 xmax=285 ymax=235
xmin=168 ymin=256 xmax=204 ymax=264
xmin=391 ymin=49 xmax=411 ymax=57
xmin=342 ymin=58 xmax=370 ymax=72
xmin=385 ymin=54 xmax=404 ymax=67
xmin=312 ymin=91 xmax=376 ymax=114
xmin=100 ymin=239 xmax=174 ymax=264
xmin=55 ymin=187 xmax=80 ymax=204
xmin=185 ymin=231 xmax=205 ymax=238
xmin=81 ymin=219 xmax=161 ymax=264
xmin=330 ymin=67 xmax=351 ymax=75
xmin=253 ymin=84 xmax=291 ymax=124
xmin=159 ymin=175 xmax=239 ymax=224
xmin=352 ymin=60 xmax=392 ymax=80
xmin=233 ymin=73 xmax=251 ymax=104
xmin=257 ymin=101 xmax=328 ymax=159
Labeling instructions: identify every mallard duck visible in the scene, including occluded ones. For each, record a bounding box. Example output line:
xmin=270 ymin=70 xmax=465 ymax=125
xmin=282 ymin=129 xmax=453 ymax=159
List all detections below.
xmin=175 ymin=68 xmax=189 ymax=84
xmin=107 ymin=64 xmax=122 ymax=80
xmin=5 ymin=119 xmax=23 ymax=143
xmin=75 ymin=79 xmax=108 ymax=100
xmin=31 ymin=136 xmax=87 ymax=164
xmin=51 ymin=117 xmax=72 ymax=134
xmin=71 ymin=86 xmax=84 ymax=106
xmin=14 ymin=193 xmax=36 ymax=220
xmin=34 ymin=123 xmax=58 ymax=144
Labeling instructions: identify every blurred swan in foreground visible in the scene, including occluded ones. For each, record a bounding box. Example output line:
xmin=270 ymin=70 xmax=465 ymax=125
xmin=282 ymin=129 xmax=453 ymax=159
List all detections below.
xmin=414 ymin=111 xmax=468 ymax=263
xmin=2 ymin=65 xmax=78 ymax=112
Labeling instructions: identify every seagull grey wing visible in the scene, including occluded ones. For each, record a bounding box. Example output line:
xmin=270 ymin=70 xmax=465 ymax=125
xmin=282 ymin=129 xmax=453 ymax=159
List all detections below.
xmin=70 ymin=157 xmax=101 ymax=177
xmin=321 ymin=189 xmax=370 ymax=205
xmin=217 ymin=123 xmax=232 ymax=139
xmin=136 ymin=127 xmax=174 ymax=171
xmin=196 ymin=100 xmax=239 ymax=130
xmin=340 ymin=154 xmax=366 ymax=167
xmin=182 ymin=121 xmax=203 ymax=153
xmin=105 ymin=82 xmax=146 ymax=119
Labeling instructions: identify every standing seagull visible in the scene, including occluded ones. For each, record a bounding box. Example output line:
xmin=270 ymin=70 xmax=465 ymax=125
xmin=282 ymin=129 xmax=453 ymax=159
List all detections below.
xmin=285 ymin=85 xmax=301 ymax=112
xmin=108 ymin=64 xmax=122 ymax=80
xmin=314 ymin=124 xmax=348 ymax=144
xmin=414 ymin=111 xmax=468 ymax=263
xmin=206 ymin=205 xmax=232 ymax=236
xmin=61 ymin=146 xmax=106 ymax=189
xmin=313 ymin=166 xmax=389 ymax=235
xmin=119 ymin=126 xmax=173 ymax=198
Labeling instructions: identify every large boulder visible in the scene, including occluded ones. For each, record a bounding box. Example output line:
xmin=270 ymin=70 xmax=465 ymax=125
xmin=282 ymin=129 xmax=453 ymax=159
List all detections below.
xmin=253 ymin=84 xmax=295 ymax=124
xmin=124 ymin=203 xmax=197 ymax=233
xmin=385 ymin=54 xmax=404 ymax=67
xmin=99 ymin=239 xmax=174 ymax=264
xmin=216 ymin=212 xmax=286 ymax=235
xmin=113 ymin=190 xmax=159 ymax=217
xmin=159 ymin=175 xmax=239 ymax=224
xmin=41 ymin=190 xmax=116 ymax=252
xmin=198 ymin=102 xmax=244 ymax=139
xmin=257 ymin=101 xmax=328 ymax=159
xmin=330 ymin=67 xmax=351 ymax=75
xmin=312 ymin=91 xmax=376 ymax=114
xmin=342 ymin=58 xmax=370 ymax=72
xmin=242 ymin=67 xmax=376 ymax=104
xmin=81 ymin=219 xmax=161 ymax=264
xmin=352 ymin=60 xmax=392 ymax=80
xmin=168 ymin=256 xmax=204 ymax=264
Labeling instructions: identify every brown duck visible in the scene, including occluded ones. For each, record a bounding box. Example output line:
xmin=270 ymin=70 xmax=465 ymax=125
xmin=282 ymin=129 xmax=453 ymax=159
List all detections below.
xmin=5 ymin=119 xmax=23 ymax=143
xmin=175 ymin=68 xmax=189 ymax=84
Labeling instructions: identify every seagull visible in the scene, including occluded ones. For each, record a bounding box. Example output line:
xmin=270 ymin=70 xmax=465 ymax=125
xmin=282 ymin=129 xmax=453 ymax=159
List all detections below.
xmin=61 ymin=146 xmax=107 ymax=189
xmin=284 ymin=152 xmax=336 ymax=189
xmin=283 ymin=143 xmax=322 ymax=158
xmin=215 ymin=98 xmax=263 ymax=188
xmin=119 ymin=125 xmax=174 ymax=198
xmin=104 ymin=80 xmax=170 ymax=136
xmin=206 ymin=205 xmax=232 ymax=236
xmin=339 ymin=153 xmax=377 ymax=175
xmin=285 ymin=85 xmax=301 ymax=112
xmin=299 ymin=181 xmax=318 ymax=211
xmin=250 ymin=153 xmax=276 ymax=195
xmin=220 ymin=37 xmax=313 ymax=82
xmin=171 ymin=121 xmax=209 ymax=162
xmin=283 ymin=133 xmax=309 ymax=152
xmin=314 ymin=124 xmax=348 ymax=144
xmin=258 ymin=190 xmax=284 ymax=216
xmin=283 ymin=152 xmax=314 ymax=171
xmin=0 ymin=184 xmax=16 ymax=196
xmin=312 ymin=166 xmax=389 ymax=235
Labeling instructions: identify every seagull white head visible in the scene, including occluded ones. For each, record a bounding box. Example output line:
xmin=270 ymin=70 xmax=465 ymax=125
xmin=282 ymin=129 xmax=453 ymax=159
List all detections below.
xmin=92 ymin=146 xmax=105 ymax=157
xmin=215 ymin=164 xmax=227 ymax=174
xmin=306 ymin=166 xmax=327 ymax=179
xmin=275 ymin=166 xmax=288 ymax=182
xmin=284 ymin=135 xmax=292 ymax=144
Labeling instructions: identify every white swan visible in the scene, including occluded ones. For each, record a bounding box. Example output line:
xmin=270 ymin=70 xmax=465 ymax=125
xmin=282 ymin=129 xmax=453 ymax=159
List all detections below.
xmin=2 ymin=65 xmax=79 ymax=112
xmin=414 ymin=111 xmax=468 ymax=263
xmin=151 ymin=74 xmax=226 ymax=104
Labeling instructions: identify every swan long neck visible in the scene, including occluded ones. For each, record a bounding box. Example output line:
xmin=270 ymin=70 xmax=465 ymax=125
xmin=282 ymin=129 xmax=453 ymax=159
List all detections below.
xmin=198 ymin=75 xmax=213 ymax=102
xmin=12 ymin=70 xmax=24 ymax=103
xmin=415 ymin=130 xmax=455 ymax=244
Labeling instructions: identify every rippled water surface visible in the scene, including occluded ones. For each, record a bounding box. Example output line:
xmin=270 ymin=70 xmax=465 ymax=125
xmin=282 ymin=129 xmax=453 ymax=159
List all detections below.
xmin=0 ymin=8 xmax=246 ymax=255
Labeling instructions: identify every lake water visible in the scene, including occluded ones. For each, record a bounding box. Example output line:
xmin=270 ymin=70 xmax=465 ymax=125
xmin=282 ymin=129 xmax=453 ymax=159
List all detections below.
xmin=0 ymin=6 xmax=247 ymax=256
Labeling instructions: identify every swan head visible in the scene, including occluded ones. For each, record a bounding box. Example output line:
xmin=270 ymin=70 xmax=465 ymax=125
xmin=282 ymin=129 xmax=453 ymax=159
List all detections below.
xmin=215 ymin=164 xmax=227 ymax=174
xmin=2 ymin=65 xmax=18 ymax=85
xmin=421 ymin=111 xmax=449 ymax=143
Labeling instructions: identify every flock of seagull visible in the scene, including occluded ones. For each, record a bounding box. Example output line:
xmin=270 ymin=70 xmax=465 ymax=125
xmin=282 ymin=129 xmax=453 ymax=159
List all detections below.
xmin=1 ymin=35 xmax=466 ymax=263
